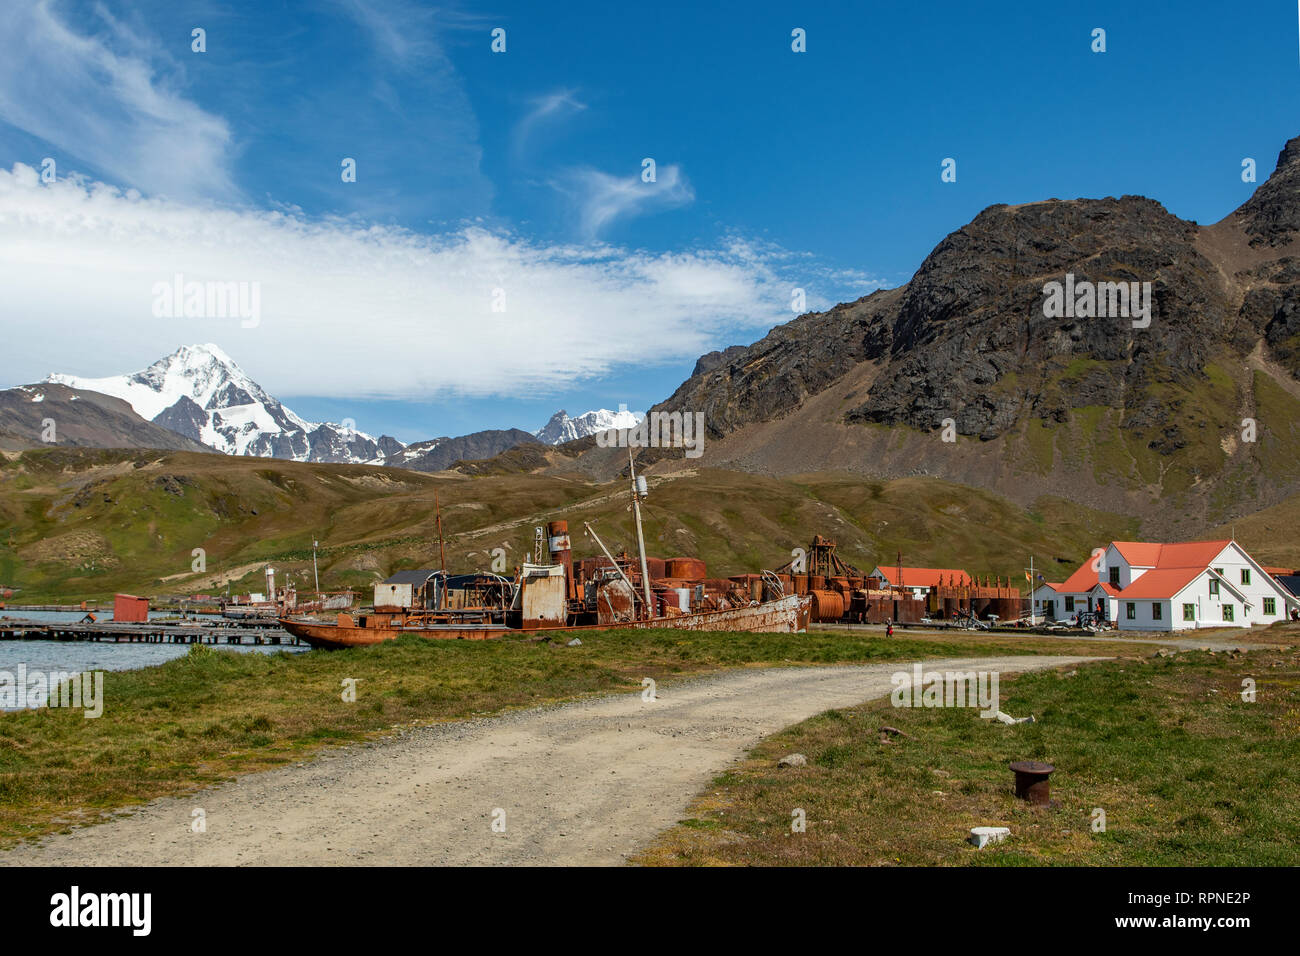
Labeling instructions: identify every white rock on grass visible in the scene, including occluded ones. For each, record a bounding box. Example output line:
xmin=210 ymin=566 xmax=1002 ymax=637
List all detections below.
xmin=968 ymin=826 xmax=1011 ymax=848
xmin=777 ymin=753 xmax=807 ymax=768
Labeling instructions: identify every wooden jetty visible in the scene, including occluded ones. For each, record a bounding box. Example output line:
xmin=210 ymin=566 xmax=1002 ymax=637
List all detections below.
xmin=0 ymin=618 xmax=299 ymax=646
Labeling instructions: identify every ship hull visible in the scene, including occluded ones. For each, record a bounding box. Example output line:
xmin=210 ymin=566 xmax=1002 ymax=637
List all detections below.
xmin=280 ymin=594 xmax=811 ymax=650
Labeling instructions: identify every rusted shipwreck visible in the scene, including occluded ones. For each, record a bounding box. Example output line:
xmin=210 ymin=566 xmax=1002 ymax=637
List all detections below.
xmin=280 ymin=457 xmax=811 ymax=649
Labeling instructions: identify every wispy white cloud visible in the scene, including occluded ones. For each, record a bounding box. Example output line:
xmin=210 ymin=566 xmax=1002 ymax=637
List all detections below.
xmin=557 ymin=164 xmax=695 ymax=238
xmin=513 ymin=89 xmax=587 ymax=155
xmin=292 ymin=0 xmax=492 ymax=220
xmin=0 ymin=163 xmax=814 ymax=400
xmin=332 ymin=0 xmax=441 ymax=67
xmin=0 ymin=0 xmax=237 ymax=201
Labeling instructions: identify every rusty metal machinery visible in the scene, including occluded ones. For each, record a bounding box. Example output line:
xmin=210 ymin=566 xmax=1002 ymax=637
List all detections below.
xmin=775 ymin=534 xmax=864 ymax=580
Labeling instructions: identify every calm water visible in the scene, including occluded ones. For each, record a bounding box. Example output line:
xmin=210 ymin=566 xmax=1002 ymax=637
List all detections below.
xmin=0 ymin=617 xmax=311 ymax=710
xmin=1 ymin=609 xmax=218 ymax=623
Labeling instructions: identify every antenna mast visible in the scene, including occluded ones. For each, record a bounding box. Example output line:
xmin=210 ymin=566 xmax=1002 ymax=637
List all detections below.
xmin=628 ymin=447 xmax=654 ymax=617
xmin=434 ymin=491 xmax=447 ymax=609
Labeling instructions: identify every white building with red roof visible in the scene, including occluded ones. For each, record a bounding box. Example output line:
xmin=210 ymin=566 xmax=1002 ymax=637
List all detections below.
xmin=869 ymin=566 xmax=971 ymax=600
xmin=1036 ymin=540 xmax=1297 ymax=631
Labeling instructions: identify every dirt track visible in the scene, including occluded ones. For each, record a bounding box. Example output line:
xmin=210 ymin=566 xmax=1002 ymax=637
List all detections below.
xmin=1 ymin=655 xmax=1093 ymax=866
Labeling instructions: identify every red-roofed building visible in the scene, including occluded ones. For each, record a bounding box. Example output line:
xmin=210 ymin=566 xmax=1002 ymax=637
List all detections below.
xmin=869 ymin=566 xmax=971 ymax=599
xmin=1036 ymin=539 xmax=1296 ymax=630
xmin=1033 ymin=567 xmax=1121 ymax=624
xmin=1028 ymin=581 xmax=1065 ymax=621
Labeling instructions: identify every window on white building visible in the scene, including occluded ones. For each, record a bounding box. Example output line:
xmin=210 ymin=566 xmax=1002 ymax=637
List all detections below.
xmin=1264 ymin=597 xmax=1276 ymax=615
xmin=1152 ymin=603 xmax=1162 ymax=620
xmin=1223 ymin=604 xmax=1234 ymax=622
xmin=1182 ymin=603 xmax=1195 ymax=621
xmin=1209 ymin=578 xmax=1219 ymax=597
xmin=1241 ymin=569 xmax=1251 ymax=585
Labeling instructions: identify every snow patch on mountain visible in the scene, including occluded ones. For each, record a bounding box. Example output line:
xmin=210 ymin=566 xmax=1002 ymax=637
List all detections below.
xmin=534 ymin=406 xmax=644 ymax=445
xmin=46 ymin=344 xmax=402 ymax=464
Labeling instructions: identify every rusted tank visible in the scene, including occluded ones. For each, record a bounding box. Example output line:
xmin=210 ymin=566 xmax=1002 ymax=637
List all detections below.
xmin=645 ymin=557 xmax=667 ymax=579
xmin=992 ymin=597 xmax=1021 ymax=622
xmin=548 ymin=520 xmax=574 ymax=598
xmin=809 ymin=589 xmax=845 ymax=623
xmin=596 ymin=577 xmax=636 ymax=625
xmin=897 ymin=598 xmax=924 ymax=623
xmin=654 ymin=586 xmax=681 ymax=616
xmin=848 ymin=589 xmax=868 ymax=621
xmin=665 ymin=557 xmax=706 ymax=581
xmin=856 ymin=596 xmax=926 ymax=624
xmin=792 ymin=574 xmax=808 ymax=595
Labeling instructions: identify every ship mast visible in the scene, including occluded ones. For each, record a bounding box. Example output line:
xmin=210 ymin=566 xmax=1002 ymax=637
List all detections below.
xmin=434 ymin=490 xmax=447 ymax=610
xmin=628 ymin=447 xmax=654 ymax=617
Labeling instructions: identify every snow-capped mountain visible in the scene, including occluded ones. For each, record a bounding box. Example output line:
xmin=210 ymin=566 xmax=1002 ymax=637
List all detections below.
xmin=45 ymin=344 xmax=403 ymax=464
xmin=534 ymin=407 xmax=644 ymax=445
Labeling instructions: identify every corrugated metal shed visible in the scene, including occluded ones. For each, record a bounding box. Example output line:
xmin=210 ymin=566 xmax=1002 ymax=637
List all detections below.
xmin=113 ymin=593 xmax=150 ymax=623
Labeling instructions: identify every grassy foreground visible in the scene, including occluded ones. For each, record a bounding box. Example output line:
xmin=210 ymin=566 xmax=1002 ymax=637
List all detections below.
xmin=633 ymin=645 xmax=1300 ymax=866
xmin=0 ymin=627 xmax=1098 ymax=849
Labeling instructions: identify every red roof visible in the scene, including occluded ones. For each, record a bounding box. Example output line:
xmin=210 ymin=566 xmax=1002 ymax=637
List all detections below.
xmin=1059 ymin=560 xmax=1100 ymax=593
xmin=1114 ymin=567 xmax=1204 ymax=600
xmin=1112 ymin=540 xmax=1231 ymax=569
xmin=1111 ymin=541 xmax=1164 ymax=566
xmin=1058 ymin=539 xmax=1235 ymax=596
xmin=875 ymin=567 xmax=971 ymax=588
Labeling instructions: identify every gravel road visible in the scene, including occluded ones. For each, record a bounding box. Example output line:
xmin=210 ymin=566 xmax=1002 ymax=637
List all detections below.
xmin=815 ymin=624 xmax=1264 ymax=652
xmin=2 ymin=655 xmax=1093 ymax=866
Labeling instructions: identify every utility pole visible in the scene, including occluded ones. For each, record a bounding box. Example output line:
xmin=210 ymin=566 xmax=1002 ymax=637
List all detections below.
xmin=628 ymin=447 xmax=654 ymax=617
xmin=1025 ymin=555 xmax=1036 ymax=626
xmin=312 ymin=540 xmax=320 ymax=596
xmin=434 ymin=491 xmax=447 ymax=610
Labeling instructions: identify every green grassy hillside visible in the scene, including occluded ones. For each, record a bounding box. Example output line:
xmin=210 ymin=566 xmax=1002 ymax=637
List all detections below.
xmin=0 ymin=446 xmax=1277 ymax=603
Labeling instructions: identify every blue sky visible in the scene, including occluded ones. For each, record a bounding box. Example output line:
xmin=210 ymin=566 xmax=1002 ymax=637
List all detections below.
xmin=1 ymin=0 xmax=1297 ymax=441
